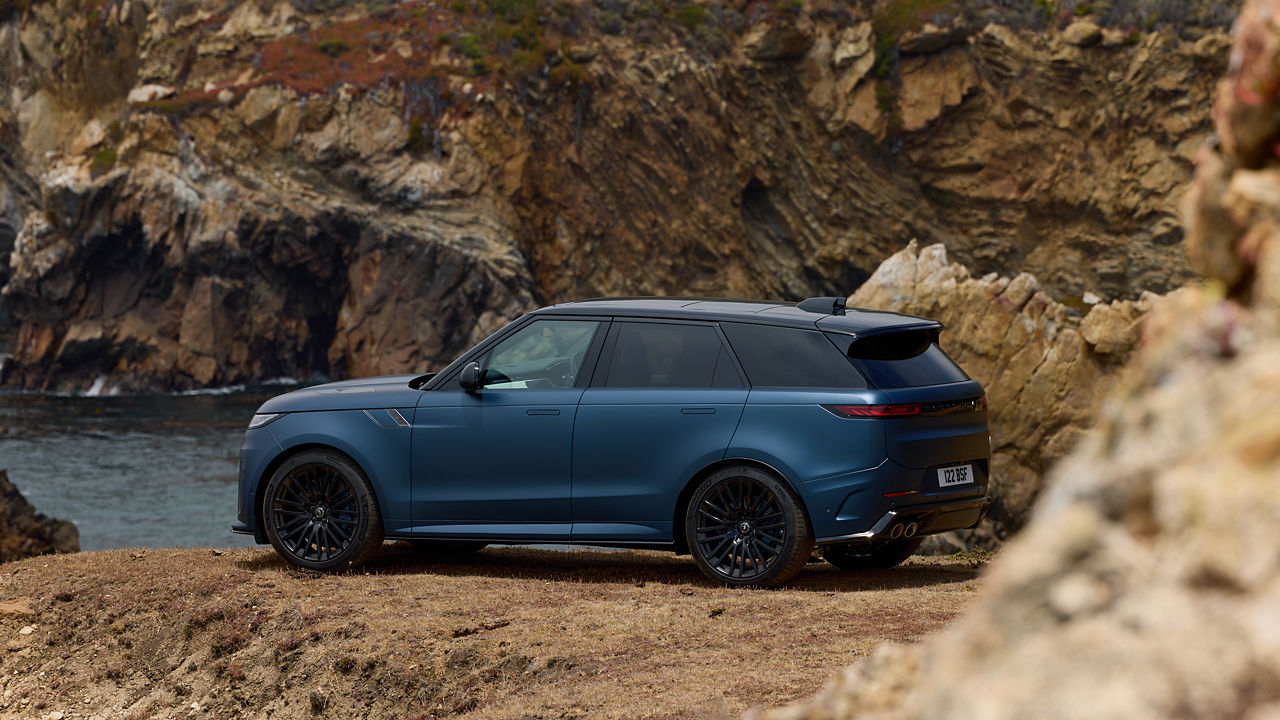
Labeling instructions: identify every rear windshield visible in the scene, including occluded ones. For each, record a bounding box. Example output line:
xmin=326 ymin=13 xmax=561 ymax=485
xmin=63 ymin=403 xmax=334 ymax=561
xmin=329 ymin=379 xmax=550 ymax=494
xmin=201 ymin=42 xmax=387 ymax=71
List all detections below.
xmin=825 ymin=329 xmax=970 ymax=389
xmin=721 ymin=323 xmax=866 ymax=388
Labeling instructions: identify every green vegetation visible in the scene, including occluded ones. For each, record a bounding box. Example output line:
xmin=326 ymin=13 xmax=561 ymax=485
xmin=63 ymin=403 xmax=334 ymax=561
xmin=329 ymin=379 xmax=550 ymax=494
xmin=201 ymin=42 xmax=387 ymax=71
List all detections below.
xmin=672 ymin=3 xmax=706 ymax=31
xmin=91 ymin=146 xmax=118 ymax=173
xmin=1073 ymin=1 xmax=1092 ymax=15
xmin=317 ymin=38 xmax=350 ymax=57
xmin=406 ymin=119 xmax=428 ymax=154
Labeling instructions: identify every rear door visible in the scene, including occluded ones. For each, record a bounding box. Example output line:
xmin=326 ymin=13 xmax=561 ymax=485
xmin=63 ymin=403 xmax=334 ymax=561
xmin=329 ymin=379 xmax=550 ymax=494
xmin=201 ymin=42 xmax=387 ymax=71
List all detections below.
xmin=571 ymin=320 xmax=748 ymax=543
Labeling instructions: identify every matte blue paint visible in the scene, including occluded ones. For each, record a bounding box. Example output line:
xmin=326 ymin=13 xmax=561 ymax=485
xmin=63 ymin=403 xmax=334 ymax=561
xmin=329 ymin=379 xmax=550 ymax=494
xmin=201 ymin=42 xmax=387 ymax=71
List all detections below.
xmin=571 ymin=387 xmax=747 ymax=541
xmin=410 ymin=386 xmax=584 ymax=536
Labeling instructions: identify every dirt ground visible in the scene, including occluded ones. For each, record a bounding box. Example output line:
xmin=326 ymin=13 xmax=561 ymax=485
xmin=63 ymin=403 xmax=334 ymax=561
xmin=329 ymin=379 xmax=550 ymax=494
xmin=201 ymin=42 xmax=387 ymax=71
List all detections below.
xmin=0 ymin=545 xmax=989 ymax=720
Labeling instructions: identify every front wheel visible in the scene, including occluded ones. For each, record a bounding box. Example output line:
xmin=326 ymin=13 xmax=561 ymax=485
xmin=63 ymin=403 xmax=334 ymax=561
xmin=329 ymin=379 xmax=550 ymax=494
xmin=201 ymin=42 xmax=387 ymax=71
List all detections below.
xmin=263 ymin=450 xmax=384 ymax=571
xmin=822 ymin=537 xmax=923 ymax=571
xmin=685 ymin=465 xmax=813 ymax=588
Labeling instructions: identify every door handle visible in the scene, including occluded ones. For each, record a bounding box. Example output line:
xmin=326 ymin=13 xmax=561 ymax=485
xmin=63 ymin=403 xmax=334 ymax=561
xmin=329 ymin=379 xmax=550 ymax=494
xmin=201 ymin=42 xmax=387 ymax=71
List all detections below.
xmin=527 ymin=409 xmax=561 ymax=416
xmin=681 ymin=408 xmax=716 ymax=415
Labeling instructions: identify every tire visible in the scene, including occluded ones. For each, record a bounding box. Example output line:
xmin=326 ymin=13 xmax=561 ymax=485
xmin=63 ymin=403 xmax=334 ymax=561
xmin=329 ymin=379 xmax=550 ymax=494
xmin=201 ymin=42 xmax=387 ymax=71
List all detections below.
xmin=684 ymin=465 xmax=814 ymax=588
xmin=262 ymin=449 xmax=384 ymax=571
xmin=822 ymin=537 xmax=923 ymax=571
xmin=408 ymin=540 xmax=488 ymax=558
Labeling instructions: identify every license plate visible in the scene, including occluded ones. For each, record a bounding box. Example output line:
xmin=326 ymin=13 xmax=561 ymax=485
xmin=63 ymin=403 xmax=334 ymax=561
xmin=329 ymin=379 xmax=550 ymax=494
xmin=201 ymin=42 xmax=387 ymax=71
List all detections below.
xmin=937 ymin=464 xmax=974 ymax=487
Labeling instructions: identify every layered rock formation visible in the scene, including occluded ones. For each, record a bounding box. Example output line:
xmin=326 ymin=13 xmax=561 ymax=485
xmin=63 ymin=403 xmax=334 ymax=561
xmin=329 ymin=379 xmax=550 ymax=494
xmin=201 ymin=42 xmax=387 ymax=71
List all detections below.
xmin=763 ymin=1 xmax=1280 ymax=716
xmin=0 ymin=470 xmax=79 ymax=561
xmin=850 ymin=241 xmax=1155 ymax=548
xmin=0 ymin=1 xmax=1229 ymax=391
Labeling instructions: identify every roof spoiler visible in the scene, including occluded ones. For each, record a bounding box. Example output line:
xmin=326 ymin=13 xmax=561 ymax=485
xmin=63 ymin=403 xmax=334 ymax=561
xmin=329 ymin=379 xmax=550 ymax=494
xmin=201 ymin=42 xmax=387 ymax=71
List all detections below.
xmin=796 ymin=296 xmax=847 ymax=315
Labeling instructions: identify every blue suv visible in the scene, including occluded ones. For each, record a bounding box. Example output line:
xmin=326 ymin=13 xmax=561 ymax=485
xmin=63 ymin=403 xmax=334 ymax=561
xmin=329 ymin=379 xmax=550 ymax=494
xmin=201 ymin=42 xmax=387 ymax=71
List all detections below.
xmin=234 ymin=297 xmax=990 ymax=587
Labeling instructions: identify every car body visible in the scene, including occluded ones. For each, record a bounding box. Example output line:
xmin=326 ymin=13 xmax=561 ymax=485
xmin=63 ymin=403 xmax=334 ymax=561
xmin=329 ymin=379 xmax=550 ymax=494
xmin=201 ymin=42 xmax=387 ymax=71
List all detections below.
xmin=234 ymin=297 xmax=991 ymax=586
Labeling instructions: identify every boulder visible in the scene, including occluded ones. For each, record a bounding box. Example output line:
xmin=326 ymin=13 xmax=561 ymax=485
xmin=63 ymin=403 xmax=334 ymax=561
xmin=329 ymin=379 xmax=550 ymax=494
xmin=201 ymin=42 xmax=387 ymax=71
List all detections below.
xmin=0 ymin=470 xmax=79 ymax=561
xmin=850 ymin=242 xmax=1155 ymax=548
xmin=1061 ymin=20 xmax=1103 ymax=47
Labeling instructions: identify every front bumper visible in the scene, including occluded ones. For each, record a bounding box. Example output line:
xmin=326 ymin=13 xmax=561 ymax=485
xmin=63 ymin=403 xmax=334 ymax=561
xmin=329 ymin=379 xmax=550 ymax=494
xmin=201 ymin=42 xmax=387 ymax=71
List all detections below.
xmin=814 ymin=496 xmax=990 ymax=544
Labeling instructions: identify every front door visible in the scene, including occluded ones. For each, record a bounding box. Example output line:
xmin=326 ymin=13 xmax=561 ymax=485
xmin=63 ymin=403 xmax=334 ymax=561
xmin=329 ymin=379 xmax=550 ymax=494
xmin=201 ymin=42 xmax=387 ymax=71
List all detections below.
xmin=411 ymin=318 xmax=604 ymax=540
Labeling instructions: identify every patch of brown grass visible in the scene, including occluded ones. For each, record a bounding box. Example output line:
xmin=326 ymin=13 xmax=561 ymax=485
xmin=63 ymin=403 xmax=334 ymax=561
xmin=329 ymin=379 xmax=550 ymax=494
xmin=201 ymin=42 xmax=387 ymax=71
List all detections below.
xmin=0 ymin=546 xmax=985 ymax=718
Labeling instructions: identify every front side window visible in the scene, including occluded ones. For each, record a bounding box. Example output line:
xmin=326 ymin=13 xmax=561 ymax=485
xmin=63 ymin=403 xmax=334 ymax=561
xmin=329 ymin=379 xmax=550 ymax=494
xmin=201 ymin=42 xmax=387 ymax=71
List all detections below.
xmin=480 ymin=319 xmax=600 ymax=389
xmin=604 ymin=322 xmax=741 ymax=388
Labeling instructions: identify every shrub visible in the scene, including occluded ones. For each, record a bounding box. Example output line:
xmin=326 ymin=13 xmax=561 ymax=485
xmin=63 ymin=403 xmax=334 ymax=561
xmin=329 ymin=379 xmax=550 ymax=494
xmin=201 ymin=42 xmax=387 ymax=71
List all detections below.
xmin=318 ymin=38 xmax=350 ymax=57
xmin=91 ymin=146 xmax=118 ymax=172
xmin=673 ymin=3 xmax=705 ymax=31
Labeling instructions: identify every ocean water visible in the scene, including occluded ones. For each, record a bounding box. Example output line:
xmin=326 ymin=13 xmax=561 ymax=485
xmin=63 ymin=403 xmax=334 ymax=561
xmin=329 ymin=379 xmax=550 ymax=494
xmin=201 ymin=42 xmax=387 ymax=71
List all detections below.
xmin=0 ymin=387 xmax=289 ymax=550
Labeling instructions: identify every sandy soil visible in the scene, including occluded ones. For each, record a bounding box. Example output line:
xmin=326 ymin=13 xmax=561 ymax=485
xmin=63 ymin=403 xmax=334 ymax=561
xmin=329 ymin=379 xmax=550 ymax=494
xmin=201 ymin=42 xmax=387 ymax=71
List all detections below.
xmin=0 ymin=545 xmax=988 ymax=719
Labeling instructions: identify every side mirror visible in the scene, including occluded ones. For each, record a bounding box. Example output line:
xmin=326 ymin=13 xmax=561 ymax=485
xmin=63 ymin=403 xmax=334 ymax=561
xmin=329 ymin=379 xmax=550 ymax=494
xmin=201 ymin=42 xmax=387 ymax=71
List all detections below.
xmin=459 ymin=361 xmax=482 ymax=392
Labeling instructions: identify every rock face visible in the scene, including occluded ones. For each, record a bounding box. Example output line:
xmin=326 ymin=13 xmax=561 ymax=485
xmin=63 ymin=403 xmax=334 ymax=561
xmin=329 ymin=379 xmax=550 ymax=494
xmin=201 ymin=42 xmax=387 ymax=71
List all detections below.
xmin=0 ymin=470 xmax=78 ymax=561
xmin=763 ymin=1 xmax=1280 ymax=717
xmin=0 ymin=2 xmax=1229 ymax=391
xmin=850 ymin=241 xmax=1154 ymax=549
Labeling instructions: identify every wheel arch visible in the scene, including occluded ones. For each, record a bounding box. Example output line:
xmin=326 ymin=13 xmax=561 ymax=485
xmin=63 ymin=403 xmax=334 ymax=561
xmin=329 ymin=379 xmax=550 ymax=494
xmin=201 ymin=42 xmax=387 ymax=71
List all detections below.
xmin=254 ymin=443 xmax=381 ymax=542
xmin=671 ymin=456 xmax=811 ymax=555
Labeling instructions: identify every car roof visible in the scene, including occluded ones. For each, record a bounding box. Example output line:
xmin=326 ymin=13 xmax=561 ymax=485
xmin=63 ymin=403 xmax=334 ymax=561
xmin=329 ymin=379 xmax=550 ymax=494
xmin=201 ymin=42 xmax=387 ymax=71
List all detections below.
xmin=534 ymin=297 xmax=941 ymax=336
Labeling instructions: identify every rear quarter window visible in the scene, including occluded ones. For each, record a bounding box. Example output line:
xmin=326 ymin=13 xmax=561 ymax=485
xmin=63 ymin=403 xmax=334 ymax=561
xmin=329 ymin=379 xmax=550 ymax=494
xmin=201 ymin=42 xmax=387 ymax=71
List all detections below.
xmin=721 ymin=323 xmax=865 ymax=388
xmin=825 ymin=329 xmax=970 ymax=389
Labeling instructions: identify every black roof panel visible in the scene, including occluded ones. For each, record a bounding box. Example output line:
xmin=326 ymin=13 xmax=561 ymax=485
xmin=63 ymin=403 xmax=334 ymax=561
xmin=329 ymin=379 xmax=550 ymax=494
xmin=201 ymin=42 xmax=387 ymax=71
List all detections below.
xmin=537 ymin=297 xmax=940 ymax=335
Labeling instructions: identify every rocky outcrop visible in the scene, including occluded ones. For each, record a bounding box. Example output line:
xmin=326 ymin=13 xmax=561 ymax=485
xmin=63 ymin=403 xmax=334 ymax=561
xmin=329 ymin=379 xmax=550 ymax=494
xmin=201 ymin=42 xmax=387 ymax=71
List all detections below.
xmin=0 ymin=2 xmax=1230 ymax=391
xmin=849 ymin=241 xmax=1155 ymax=549
xmin=762 ymin=1 xmax=1280 ymax=717
xmin=0 ymin=470 xmax=78 ymax=561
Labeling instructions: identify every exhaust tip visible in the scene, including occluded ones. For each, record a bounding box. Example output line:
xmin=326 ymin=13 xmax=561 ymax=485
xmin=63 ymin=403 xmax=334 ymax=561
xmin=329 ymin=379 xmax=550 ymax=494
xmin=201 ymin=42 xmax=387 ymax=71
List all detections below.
xmin=890 ymin=524 xmax=905 ymax=539
xmin=904 ymin=522 xmax=919 ymax=538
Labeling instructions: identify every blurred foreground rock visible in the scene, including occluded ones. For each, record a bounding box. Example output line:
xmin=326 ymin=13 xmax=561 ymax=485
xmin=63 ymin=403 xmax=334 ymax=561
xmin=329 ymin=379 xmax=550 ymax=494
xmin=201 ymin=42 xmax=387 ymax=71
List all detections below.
xmin=850 ymin=241 xmax=1156 ymax=549
xmin=0 ymin=470 xmax=78 ymax=561
xmin=764 ymin=1 xmax=1280 ymax=717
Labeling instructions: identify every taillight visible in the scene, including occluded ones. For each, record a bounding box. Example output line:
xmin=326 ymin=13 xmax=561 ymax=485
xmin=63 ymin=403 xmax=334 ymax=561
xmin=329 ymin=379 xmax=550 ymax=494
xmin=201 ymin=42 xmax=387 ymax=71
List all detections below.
xmin=823 ymin=403 xmax=922 ymax=418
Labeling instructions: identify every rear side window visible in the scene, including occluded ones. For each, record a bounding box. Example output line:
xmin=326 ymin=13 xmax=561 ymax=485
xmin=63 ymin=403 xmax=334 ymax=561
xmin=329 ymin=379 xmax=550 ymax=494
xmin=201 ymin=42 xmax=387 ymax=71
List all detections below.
xmin=721 ymin=323 xmax=865 ymax=388
xmin=605 ymin=322 xmax=743 ymax=388
xmin=826 ymin=329 xmax=970 ymax=389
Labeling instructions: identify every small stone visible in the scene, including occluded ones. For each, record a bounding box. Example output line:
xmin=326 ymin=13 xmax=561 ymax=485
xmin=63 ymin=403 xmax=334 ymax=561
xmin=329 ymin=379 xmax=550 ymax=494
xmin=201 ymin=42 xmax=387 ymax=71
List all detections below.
xmin=17 ymin=626 xmax=33 ymax=636
xmin=1082 ymin=291 xmax=1102 ymax=305
xmin=217 ymin=89 xmax=235 ymax=105
xmin=48 ymin=712 xmax=63 ymax=720
xmin=126 ymin=84 xmax=175 ymax=105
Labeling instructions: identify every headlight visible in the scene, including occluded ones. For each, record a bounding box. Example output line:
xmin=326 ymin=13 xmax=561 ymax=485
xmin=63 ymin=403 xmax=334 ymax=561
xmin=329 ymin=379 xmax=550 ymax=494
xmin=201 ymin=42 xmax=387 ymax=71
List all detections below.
xmin=248 ymin=413 xmax=285 ymax=429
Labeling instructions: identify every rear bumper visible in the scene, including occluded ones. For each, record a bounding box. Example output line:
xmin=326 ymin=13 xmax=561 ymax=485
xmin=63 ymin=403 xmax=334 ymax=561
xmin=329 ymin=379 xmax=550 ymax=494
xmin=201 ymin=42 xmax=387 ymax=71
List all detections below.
xmin=814 ymin=496 xmax=990 ymax=544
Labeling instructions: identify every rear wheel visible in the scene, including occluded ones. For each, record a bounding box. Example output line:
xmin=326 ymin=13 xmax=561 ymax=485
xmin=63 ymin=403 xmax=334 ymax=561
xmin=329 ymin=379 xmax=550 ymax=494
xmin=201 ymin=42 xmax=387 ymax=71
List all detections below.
xmin=263 ymin=450 xmax=384 ymax=571
xmin=685 ymin=465 xmax=813 ymax=588
xmin=823 ymin=537 xmax=922 ymax=571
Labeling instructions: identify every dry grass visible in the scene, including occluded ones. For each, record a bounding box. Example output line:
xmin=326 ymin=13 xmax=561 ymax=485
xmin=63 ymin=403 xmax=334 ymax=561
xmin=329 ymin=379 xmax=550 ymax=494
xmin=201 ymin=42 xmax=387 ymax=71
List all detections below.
xmin=0 ymin=545 xmax=986 ymax=719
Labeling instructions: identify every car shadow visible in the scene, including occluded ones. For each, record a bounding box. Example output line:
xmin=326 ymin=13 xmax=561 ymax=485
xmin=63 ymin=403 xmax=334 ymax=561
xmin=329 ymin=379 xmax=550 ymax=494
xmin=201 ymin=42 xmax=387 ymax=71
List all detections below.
xmin=235 ymin=543 xmax=984 ymax=592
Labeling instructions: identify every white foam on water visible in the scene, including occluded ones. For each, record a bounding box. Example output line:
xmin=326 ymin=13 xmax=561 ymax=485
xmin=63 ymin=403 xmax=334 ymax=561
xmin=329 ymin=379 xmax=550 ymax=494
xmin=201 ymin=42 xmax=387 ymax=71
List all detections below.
xmin=177 ymin=384 xmax=248 ymax=396
xmin=84 ymin=375 xmax=108 ymax=397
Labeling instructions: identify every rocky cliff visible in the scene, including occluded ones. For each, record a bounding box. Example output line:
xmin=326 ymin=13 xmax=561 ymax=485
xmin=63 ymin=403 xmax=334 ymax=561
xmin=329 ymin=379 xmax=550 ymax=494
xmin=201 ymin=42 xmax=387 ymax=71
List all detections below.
xmin=0 ymin=470 xmax=78 ymax=561
xmin=763 ymin=0 xmax=1280 ymax=716
xmin=849 ymin=240 xmax=1154 ymax=549
xmin=0 ymin=0 xmax=1230 ymax=391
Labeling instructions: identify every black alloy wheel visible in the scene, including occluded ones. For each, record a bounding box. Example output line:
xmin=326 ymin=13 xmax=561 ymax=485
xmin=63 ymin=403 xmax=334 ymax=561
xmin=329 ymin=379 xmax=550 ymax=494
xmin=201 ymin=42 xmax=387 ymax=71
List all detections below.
xmin=685 ymin=465 xmax=813 ymax=588
xmin=822 ymin=537 xmax=923 ymax=571
xmin=263 ymin=450 xmax=384 ymax=571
